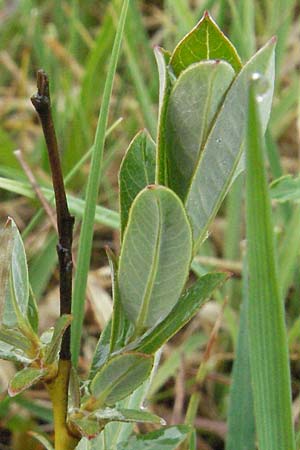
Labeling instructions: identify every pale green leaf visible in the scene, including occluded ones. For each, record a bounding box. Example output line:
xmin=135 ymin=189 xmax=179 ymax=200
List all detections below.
xmin=70 ymin=407 xmax=162 ymax=440
xmin=44 ymin=314 xmax=72 ymax=364
xmin=116 ymin=425 xmax=190 ymax=450
xmin=0 ymin=340 xmax=32 ymax=364
xmin=127 ymin=272 xmax=226 ymax=354
xmin=8 ymin=367 xmax=47 ymax=397
xmin=106 ymin=248 xmax=131 ymax=353
xmin=2 ymin=218 xmax=29 ymax=327
xmin=90 ymin=352 xmax=154 ymax=407
xmin=89 ymin=319 xmax=112 ymax=380
xmin=118 ymin=186 xmax=192 ymax=332
xmin=119 ymin=129 xmax=156 ymax=239
xmin=170 ymin=11 xmax=242 ymax=76
xmin=166 ymin=60 xmax=235 ymax=199
xmin=154 ymin=46 xmax=173 ymax=185
xmin=185 ymin=38 xmax=276 ymax=250
xmin=246 ymin=84 xmax=295 ymax=450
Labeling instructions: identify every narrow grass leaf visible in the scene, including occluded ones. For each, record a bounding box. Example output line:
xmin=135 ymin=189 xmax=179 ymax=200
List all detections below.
xmin=119 ymin=130 xmax=156 ymax=238
xmin=71 ymin=0 xmax=129 ymax=366
xmin=30 ymin=432 xmax=54 ymax=450
xmin=170 ymin=11 xmax=242 ymax=77
xmin=226 ymin=261 xmax=255 ymax=450
xmin=0 ymin=177 xmax=120 ymax=229
xmin=246 ymin=85 xmax=295 ymax=450
xmin=118 ymin=186 xmax=192 ymax=333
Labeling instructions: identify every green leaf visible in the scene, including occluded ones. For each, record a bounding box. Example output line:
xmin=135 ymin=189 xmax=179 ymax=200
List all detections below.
xmin=27 ymin=287 xmax=39 ymax=333
xmin=116 ymin=425 xmax=190 ymax=450
xmin=70 ymin=407 xmax=163 ymax=440
xmin=226 ymin=261 xmax=255 ymax=450
xmin=184 ymin=38 xmax=276 ymax=250
xmin=0 ymin=220 xmax=13 ymax=318
xmin=106 ymin=248 xmax=131 ymax=354
xmin=0 ymin=340 xmax=32 ymax=364
xmin=8 ymin=367 xmax=47 ymax=397
xmin=90 ymin=352 xmax=154 ymax=407
xmin=71 ymin=0 xmax=130 ymax=367
xmin=2 ymin=218 xmax=30 ymax=328
xmin=44 ymin=314 xmax=72 ymax=364
xmin=127 ymin=272 xmax=226 ymax=354
xmin=118 ymin=186 xmax=192 ymax=333
xmin=0 ymin=177 xmax=120 ymax=230
xmin=170 ymin=11 xmax=242 ymax=77
xmin=30 ymin=432 xmax=54 ymax=450
xmin=246 ymin=84 xmax=295 ymax=450
xmin=166 ymin=60 xmax=235 ymax=199
xmin=154 ymin=46 xmax=173 ymax=185
xmin=89 ymin=319 xmax=112 ymax=380
xmin=119 ymin=130 xmax=156 ymax=239
xmin=270 ymin=175 xmax=300 ymax=203
xmin=0 ymin=326 xmax=32 ymax=353
xmin=92 ymin=407 xmax=163 ymax=425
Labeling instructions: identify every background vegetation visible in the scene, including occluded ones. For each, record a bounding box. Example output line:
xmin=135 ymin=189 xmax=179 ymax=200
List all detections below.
xmin=0 ymin=0 xmax=299 ymax=449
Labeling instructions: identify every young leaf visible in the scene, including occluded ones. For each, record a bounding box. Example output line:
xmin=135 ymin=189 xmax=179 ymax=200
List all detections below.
xmin=246 ymin=84 xmax=295 ymax=450
xmin=89 ymin=319 xmax=112 ymax=380
xmin=8 ymin=367 xmax=47 ymax=397
xmin=0 ymin=220 xmax=13 ymax=319
xmin=44 ymin=314 xmax=72 ymax=364
xmin=166 ymin=60 xmax=235 ymax=199
xmin=116 ymin=425 xmax=190 ymax=450
xmin=90 ymin=352 xmax=154 ymax=407
xmin=27 ymin=287 xmax=39 ymax=333
xmin=170 ymin=11 xmax=242 ymax=77
xmin=118 ymin=186 xmax=192 ymax=333
xmin=154 ymin=46 xmax=173 ymax=185
xmin=69 ymin=407 xmax=163 ymax=440
xmin=119 ymin=130 xmax=156 ymax=238
xmin=2 ymin=218 xmax=30 ymax=328
xmin=127 ymin=272 xmax=226 ymax=354
xmin=0 ymin=341 xmax=32 ymax=365
xmin=185 ymin=38 xmax=276 ymax=250
xmin=92 ymin=407 xmax=163 ymax=425
xmin=106 ymin=247 xmax=131 ymax=354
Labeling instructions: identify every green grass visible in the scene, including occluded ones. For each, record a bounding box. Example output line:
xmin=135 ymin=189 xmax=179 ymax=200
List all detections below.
xmin=0 ymin=1 xmax=299 ymax=449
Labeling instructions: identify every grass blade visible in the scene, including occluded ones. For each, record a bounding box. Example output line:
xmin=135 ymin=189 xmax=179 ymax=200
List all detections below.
xmin=246 ymin=82 xmax=295 ymax=450
xmin=71 ymin=0 xmax=129 ymax=366
xmin=226 ymin=260 xmax=255 ymax=450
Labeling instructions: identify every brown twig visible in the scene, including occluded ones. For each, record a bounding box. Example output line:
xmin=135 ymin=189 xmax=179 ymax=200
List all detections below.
xmin=31 ymin=70 xmax=74 ymax=361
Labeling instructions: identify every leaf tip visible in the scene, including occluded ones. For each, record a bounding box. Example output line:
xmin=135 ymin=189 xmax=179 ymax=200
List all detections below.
xmin=146 ymin=184 xmax=157 ymax=190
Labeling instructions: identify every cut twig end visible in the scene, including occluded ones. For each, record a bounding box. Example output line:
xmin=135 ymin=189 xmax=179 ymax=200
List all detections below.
xmin=31 ymin=69 xmax=51 ymax=113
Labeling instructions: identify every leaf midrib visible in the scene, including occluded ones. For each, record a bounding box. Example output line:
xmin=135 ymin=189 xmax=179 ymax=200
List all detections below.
xmin=135 ymin=196 xmax=162 ymax=332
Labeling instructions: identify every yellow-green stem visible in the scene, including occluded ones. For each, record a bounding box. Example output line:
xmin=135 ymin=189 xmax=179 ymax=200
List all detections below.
xmin=46 ymin=360 xmax=79 ymax=450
